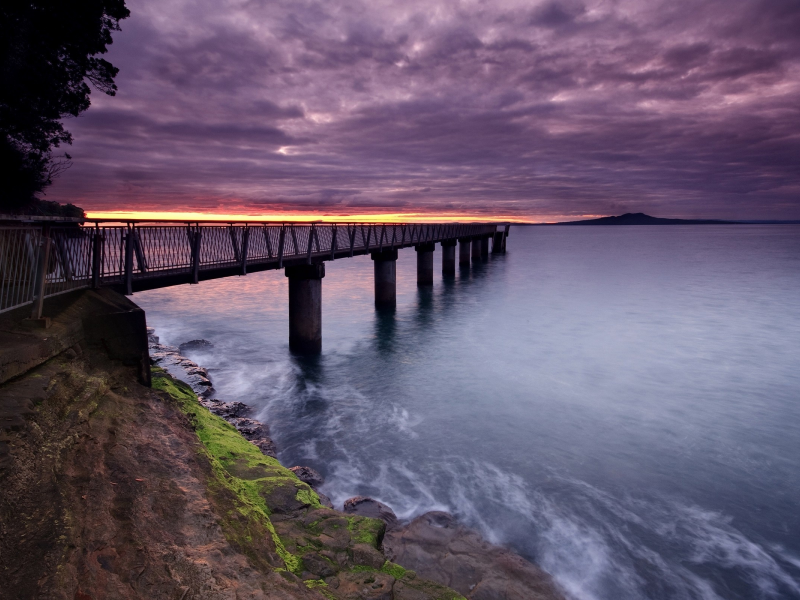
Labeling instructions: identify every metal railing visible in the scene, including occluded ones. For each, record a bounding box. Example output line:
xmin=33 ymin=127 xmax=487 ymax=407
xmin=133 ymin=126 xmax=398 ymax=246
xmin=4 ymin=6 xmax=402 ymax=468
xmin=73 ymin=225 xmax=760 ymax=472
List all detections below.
xmin=0 ymin=220 xmax=507 ymax=314
xmin=0 ymin=226 xmax=42 ymax=313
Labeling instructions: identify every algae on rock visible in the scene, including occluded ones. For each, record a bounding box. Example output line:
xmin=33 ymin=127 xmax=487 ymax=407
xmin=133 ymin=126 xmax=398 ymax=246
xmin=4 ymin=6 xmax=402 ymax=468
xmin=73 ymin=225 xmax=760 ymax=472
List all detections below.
xmin=152 ymin=367 xmax=466 ymax=599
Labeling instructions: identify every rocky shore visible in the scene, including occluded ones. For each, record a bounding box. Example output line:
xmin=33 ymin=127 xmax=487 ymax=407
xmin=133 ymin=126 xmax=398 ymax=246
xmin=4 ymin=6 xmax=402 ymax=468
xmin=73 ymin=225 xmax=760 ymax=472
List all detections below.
xmin=148 ymin=327 xmax=565 ymax=600
xmin=0 ymin=288 xmax=565 ymax=599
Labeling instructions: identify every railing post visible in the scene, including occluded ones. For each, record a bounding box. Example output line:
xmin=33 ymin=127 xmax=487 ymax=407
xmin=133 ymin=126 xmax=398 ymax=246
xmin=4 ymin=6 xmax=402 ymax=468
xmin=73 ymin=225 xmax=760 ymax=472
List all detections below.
xmin=306 ymin=223 xmax=315 ymax=264
xmin=29 ymin=227 xmax=51 ymax=321
xmin=264 ymin=226 xmax=273 ymax=258
xmin=240 ymin=227 xmax=250 ymax=275
xmin=133 ymin=229 xmax=147 ymax=273
xmin=92 ymin=226 xmax=104 ymax=288
xmin=290 ymin=225 xmax=299 ymax=256
xmin=330 ymin=224 xmax=338 ymax=260
xmin=229 ymin=225 xmax=241 ymax=263
xmin=191 ymin=225 xmax=202 ymax=284
xmin=124 ymin=225 xmax=135 ymax=295
xmin=277 ymin=225 xmax=286 ymax=268
xmin=362 ymin=225 xmax=371 ymax=252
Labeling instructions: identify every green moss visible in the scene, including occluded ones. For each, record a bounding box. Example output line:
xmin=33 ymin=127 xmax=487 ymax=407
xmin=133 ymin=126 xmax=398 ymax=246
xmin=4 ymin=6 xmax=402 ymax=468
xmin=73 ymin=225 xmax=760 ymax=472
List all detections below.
xmin=295 ymin=487 xmax=321 ymax=509
xmin=381 ymin=561 xmax=407 ymax=579
xmin=151 ymin=370 xmax=314 ymax=575
xmin=348 ymin=565 xmax=377 ymax=573
xmin=151 ymin=370 xmax=467 ymax=600
xmin=346 ymin=515 xmax=385 ymax=546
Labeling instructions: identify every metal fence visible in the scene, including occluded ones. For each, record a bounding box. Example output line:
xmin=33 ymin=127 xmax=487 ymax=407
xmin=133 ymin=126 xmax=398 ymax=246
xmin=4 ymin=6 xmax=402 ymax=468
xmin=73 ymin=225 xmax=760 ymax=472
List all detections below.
xmin=0 ymin=221 xmax=505 ymax=314
xmin=0 ymin=226 xmax=42 ymax=313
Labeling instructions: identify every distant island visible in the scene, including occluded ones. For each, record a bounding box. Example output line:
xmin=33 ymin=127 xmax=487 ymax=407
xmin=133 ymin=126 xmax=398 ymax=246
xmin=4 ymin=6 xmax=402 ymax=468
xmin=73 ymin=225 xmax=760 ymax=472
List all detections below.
xmin=536 ymin=213 xmax=799 ymax=225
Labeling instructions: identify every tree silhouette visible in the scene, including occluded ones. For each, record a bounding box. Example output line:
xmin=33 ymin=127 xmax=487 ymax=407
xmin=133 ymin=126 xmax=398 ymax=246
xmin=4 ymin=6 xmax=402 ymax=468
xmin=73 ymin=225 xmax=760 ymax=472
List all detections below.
xmin=0 ymin=0 xmax=129 ymax=214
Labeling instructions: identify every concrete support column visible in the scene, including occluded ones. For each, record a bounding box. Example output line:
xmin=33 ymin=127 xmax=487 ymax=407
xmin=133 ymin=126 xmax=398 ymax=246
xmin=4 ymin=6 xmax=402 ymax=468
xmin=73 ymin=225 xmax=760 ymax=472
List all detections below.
xmin=459 ymin=238 xmax=472 ymax=266
xmin=415 ymin=243 xmax=435 ymax=285
xmin=492 ymin=231 xmax=504 ymax=254
xmin=480 ymin=236 xmax=490 ymax=259
xmin=371 ymin=248 xmax=398 ymax=309
xmin=441 ymin=240 xmax=456 ymax=276
xmin=285 ymin=263 xmax=325 ymax=355
xmin=472 ymin=239 xmax=481 ymax=262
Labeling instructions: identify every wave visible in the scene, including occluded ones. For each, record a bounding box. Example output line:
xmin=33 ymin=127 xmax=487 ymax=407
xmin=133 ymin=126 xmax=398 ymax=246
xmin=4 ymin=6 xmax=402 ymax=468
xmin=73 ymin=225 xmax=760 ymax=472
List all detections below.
xmin=160 ymin=338 xmax=800 ymax=600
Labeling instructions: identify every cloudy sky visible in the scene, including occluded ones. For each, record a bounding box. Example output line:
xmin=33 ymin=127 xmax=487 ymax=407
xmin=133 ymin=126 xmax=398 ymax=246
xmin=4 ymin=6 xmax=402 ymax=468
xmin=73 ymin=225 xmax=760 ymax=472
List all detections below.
xmin=47 ymin=0 xmax=800 ymax=221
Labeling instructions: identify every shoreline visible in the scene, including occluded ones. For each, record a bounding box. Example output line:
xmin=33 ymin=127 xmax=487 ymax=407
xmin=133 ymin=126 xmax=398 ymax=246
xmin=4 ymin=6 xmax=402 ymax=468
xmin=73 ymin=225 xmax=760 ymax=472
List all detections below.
xmin=147 ymin=326 xmax=567 ymax=599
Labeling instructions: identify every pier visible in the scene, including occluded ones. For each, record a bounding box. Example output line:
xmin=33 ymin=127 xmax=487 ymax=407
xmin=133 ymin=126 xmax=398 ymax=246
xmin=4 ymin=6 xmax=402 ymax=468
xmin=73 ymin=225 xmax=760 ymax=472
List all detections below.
xmin=0 ymin=218 xmax=510 ymax=354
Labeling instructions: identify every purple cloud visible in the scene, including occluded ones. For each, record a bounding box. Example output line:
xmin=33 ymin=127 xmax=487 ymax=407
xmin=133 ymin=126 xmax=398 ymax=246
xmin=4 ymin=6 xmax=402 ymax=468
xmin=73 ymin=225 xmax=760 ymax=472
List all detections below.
xmin=47 ymin=0 xmax=800 ymax=219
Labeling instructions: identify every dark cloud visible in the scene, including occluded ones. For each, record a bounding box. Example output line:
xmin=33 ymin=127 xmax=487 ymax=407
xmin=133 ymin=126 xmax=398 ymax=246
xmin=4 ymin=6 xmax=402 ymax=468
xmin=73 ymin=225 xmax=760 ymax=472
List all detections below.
xmin=47 ymin=0 xmax=800 ymax=220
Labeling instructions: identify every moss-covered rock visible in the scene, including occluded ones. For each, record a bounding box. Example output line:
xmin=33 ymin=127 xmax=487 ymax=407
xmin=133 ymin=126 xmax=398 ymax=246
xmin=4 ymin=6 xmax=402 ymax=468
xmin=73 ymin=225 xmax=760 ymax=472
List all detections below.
xmin=152 ymin=367 xmax=467 ymax=600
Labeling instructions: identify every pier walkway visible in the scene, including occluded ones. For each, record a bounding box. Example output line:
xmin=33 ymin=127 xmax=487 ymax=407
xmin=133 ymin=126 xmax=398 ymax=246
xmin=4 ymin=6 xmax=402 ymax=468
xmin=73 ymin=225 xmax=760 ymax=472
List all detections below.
xmin=1 ymin=218 xmax=509 ymax=353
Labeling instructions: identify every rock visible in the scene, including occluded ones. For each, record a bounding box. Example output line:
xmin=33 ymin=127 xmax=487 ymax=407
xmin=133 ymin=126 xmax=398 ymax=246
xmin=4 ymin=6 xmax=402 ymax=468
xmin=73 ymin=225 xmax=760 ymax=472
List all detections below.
xmin=229 ymin=417 xmax=269 ymax=440
xmin=335 ymin=571 xmax=394 ymax=600
xmin=351 ymin=543 xmax=386 ymax=569
xmin=383 ymin=511 xmax=565 ymax=600
xmin=289 ymin=466 xmax=324 ymax=488
xmin=317 ymin=491 xmax=334 ymax=509
xmin=185 ymin=366 xmax=209 ymax=378
xmin=179 ymin=339 xmax=214 ymax=353
xmin=343 ymin=496 xmax=398 ymax=530
xmin=302 ymin=552 xmax=336 ymax=578
xmin=251 ymin=438 xmax=278 ymax=458
xmin=208 ymin=400 xmax=250 ymax=419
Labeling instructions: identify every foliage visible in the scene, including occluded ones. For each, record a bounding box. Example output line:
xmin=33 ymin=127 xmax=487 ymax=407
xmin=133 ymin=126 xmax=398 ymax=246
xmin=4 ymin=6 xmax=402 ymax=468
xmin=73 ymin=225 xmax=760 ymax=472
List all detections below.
xmin=0 ymin=0 xmax=129 ymax=212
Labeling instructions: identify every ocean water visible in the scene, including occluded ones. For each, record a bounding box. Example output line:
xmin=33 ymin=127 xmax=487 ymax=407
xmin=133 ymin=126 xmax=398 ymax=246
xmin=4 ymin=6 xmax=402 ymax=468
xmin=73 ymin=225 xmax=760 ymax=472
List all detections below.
xmin=136 ymin=225 xmax=800 ymax=600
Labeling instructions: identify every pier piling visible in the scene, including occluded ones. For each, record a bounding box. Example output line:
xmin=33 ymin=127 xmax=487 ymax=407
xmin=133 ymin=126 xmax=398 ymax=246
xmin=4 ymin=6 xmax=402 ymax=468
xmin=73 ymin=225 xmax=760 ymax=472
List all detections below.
xmin=459 ymin=238 xmax=472 ymax=266
xmin=371 ymin=248 xmax=398 ymax=309
xmin=286 ymin=263 xmax=325 ymax=354
xmin=480 ymin=237 xmax=490 ymax=260
xmin=415 ymin=243 xmax=435 ymax=285
xmin=441 ymin=241 xmax=456 ymax=276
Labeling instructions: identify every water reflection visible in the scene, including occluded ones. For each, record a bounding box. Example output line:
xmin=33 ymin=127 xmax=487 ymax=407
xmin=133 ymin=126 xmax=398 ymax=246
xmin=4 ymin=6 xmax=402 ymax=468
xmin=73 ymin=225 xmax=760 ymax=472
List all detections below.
xmin=372 ymin=308 xmax=397 ymax=355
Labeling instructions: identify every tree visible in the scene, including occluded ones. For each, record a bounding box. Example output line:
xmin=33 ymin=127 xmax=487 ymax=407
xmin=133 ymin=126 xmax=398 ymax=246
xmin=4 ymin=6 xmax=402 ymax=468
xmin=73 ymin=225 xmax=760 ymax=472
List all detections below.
xmin=0 ymin=0 xmax=129 ymax=215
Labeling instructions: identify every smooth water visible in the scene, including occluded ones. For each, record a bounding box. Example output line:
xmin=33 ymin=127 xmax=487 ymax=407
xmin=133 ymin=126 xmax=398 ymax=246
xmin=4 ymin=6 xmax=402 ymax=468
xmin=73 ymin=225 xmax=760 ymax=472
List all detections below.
xmin=137 ymin=226 xmax=800 ymax=600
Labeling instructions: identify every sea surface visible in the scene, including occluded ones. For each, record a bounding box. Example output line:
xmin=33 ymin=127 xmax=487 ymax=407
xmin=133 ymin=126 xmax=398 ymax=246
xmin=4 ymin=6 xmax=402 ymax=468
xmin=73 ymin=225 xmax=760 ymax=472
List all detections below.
xmin=136 ymin=225 xmax=800 ymax=600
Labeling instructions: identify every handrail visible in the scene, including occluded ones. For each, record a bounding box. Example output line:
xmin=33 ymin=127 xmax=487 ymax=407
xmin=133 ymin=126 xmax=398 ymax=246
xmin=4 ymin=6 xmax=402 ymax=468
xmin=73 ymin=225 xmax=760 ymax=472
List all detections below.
xmin=0 ymin=221 xmax=508 ymax=313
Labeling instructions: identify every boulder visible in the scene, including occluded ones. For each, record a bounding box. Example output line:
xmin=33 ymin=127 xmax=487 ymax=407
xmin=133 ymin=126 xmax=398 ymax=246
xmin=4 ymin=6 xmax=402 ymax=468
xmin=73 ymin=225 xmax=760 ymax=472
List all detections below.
xmin=289 ymin=466 xmax=324 ymax=488
xmin=301 ymin=552 xmax=336 ymax=578
xmin=317 ymin=491 xmax=334 ymax=509
xmin=383 ymin=511 xmax=565 ymax=600
xmin=251 ymin=438 xmax=278 ymax=458
xmin=208 ymin=400 xmax=250 ymax=419
xmin=228 ymin=417 xmax=269 ymax=440
xmin=343 ymin=496 xmax=398 ymax=530
xmin=351 ymin=543 xmax=385 ymax=569
xmin=179 ymin=339 xmax=214 ymax=353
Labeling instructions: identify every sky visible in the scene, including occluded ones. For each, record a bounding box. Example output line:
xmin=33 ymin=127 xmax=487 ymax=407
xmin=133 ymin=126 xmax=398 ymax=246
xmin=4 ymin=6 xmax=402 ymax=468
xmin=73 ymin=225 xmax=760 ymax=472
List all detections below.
xmin=47 ymin=0 xmax=800 ymax=222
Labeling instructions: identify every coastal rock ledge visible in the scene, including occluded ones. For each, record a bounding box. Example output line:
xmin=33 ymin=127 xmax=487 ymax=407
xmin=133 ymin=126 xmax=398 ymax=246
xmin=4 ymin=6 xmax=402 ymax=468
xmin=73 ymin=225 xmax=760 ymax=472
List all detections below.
xmin=385 ymin=512 xmax=563 ymax=600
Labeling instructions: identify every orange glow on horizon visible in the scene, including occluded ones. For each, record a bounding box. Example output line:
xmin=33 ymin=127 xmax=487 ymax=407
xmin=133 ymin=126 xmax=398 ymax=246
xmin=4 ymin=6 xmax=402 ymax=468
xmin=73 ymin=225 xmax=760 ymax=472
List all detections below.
xmin=85 ymin=210 xmax=536 ymax=223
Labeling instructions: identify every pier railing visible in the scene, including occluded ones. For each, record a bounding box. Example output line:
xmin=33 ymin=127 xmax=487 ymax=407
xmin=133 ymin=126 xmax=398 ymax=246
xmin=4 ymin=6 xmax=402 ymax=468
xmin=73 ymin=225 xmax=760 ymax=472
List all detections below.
xmin=0 ymin=220 xmax=505 ymax=315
